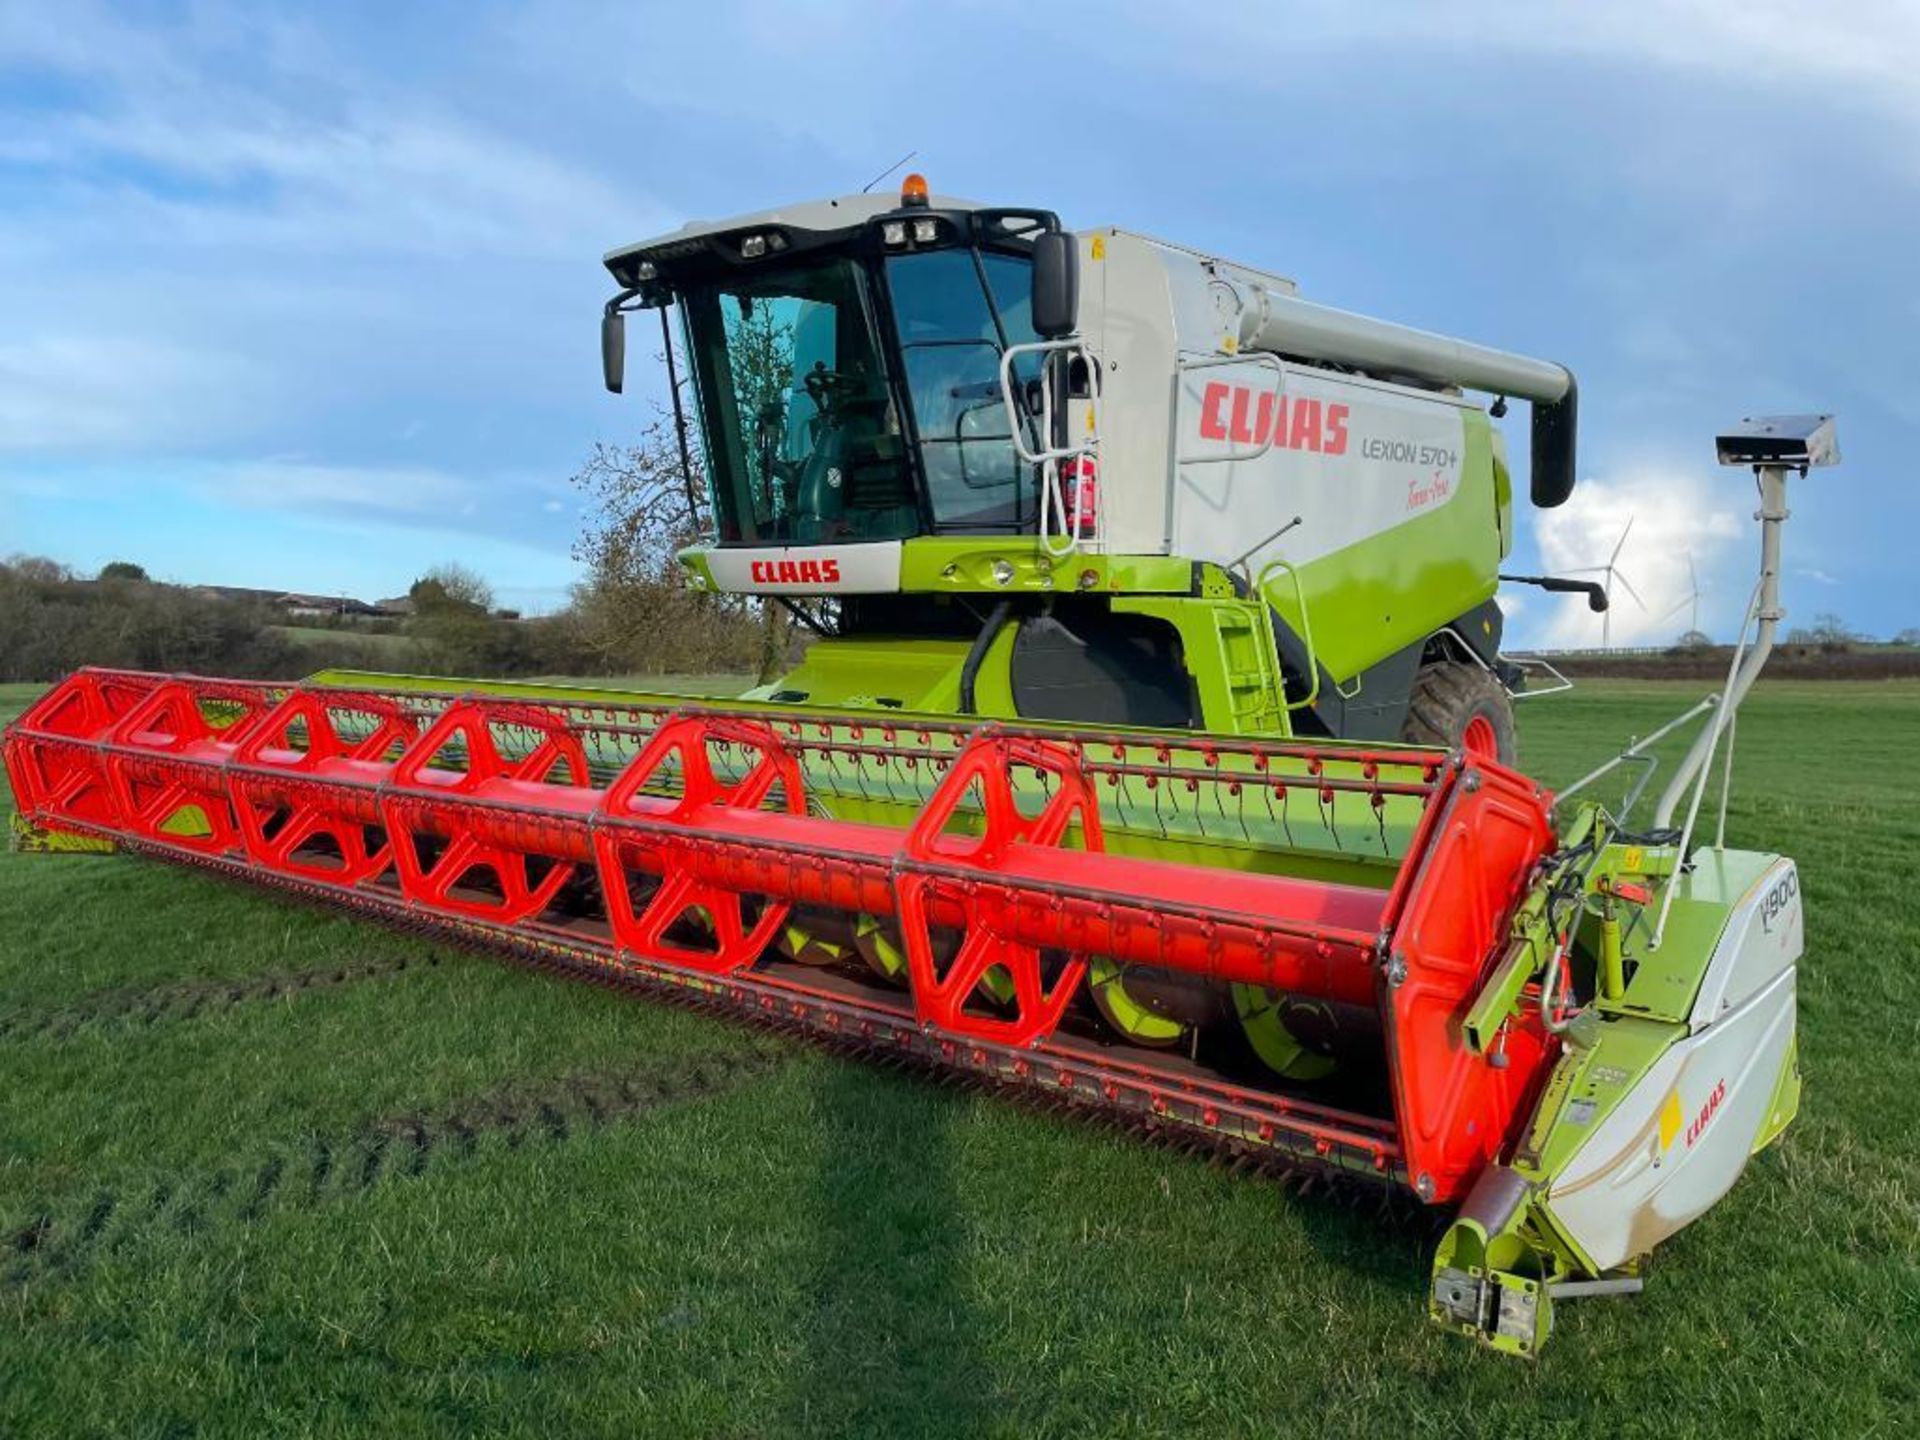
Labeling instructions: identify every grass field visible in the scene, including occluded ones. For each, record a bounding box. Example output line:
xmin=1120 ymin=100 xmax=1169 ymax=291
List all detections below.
xmin=2 ymin=677 xmax=1917 ymax=1437
xmin=273 ymin=626 xmax=423 ymax=662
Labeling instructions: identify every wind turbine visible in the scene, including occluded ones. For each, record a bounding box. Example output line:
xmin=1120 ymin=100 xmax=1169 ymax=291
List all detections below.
xmin=1661 ymin=551 xmax=1703 ymax=640
xmin=1567 ymin=517 xmax=1644 ymax=648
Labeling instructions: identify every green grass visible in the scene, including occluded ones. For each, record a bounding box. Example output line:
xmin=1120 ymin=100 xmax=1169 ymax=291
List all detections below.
xmin=274 ymin=625 xmax=423 ymax=660
xmin=1 ymin=678 xmax=1917 ymax=1436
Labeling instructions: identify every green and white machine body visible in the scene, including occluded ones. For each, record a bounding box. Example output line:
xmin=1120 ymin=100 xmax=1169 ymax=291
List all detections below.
xmin=602 ymin=183 xmax=1581 ymax=755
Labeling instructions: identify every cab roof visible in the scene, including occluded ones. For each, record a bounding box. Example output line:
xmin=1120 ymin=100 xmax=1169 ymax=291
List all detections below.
xmin=603 ymin=191 xmax=984 ymax=280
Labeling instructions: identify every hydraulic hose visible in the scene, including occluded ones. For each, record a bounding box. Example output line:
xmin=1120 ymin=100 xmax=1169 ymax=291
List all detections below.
xmin=959 ymin=600 xmax=1014 ymax=715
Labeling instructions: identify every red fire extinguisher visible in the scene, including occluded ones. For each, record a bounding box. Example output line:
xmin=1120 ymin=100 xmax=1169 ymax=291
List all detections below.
xmin=1063 ymin=455 xmax=1098 ymax=535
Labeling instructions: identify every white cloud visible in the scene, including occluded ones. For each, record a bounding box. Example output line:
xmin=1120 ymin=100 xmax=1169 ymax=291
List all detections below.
xmin=1531 ymin=464 xmax=1744 ymax=648
xmin=0 ymin=2 xmax=657 ymax=266
xmin=1797 ymin=567 xmax=1839 ymax=586
xmin=194 ymin=459 xmax=579 ymax=551
xmin=207 ymin=460 xmax=483 ymax=522
xmin=0 ymin=336 xmax=265 ymax=454
xmin=1193 ymin=1 xmax=1920 ymax=126
xmin=54 ymin=110 xmax=639 ymax=263
xmin=1489 ymin=1 xmax=1920 ymax=101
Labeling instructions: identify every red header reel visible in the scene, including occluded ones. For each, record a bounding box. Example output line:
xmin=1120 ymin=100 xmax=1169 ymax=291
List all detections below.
xmin=4 ymin=668 xmax=1557 ymax=1203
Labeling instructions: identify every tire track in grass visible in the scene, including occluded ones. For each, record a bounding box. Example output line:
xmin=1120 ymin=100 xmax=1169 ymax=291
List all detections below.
xmin=0 ymin=951 xmax=445 ymax=1043
xmin=1 ymin=1041 xmax=795 ymax=1292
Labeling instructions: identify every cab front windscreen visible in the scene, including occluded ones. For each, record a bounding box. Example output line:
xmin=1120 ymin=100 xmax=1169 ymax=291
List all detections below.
xmin=678 ymin=244 xmax=1043 ymax=546
xmin=681 ymin=257 xmax=918 ymax=544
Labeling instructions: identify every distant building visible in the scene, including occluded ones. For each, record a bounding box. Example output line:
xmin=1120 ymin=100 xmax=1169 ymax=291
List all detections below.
xmin=192 ymin=585 xmax=284 ymax=607
xmin=276 ymin=592 xmax=385 ymax=619
xmin=191 ymin=585 xmax=386 ymax=619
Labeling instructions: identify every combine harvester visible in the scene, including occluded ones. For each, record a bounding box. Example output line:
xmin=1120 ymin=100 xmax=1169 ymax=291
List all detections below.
xmin=4 ymin=178 xmax=1831 ymax=1353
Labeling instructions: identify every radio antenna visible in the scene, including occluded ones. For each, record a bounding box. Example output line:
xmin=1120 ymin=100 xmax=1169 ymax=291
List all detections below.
xmin=860 ymin=150 xmax=918 ymax=194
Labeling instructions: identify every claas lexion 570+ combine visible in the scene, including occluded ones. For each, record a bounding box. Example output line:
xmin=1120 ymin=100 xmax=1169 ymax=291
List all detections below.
xmin=5 ymin=175 xmax=1833 ymax=1353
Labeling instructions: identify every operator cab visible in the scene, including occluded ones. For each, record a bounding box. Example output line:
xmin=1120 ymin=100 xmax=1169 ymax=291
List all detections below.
xmin=602 ymin=180 xmax=1060 ymax=546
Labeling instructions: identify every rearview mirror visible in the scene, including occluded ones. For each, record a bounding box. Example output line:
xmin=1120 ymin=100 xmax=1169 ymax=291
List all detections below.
xmin=601 ymin=309 xmax=626 ymax=394
xmin=1031 ymin=231 xmax=1079 ymax=340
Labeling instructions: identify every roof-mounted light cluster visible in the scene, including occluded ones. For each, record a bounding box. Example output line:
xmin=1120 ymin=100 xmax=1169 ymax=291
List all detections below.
xmin=736 ymin=230 xmax=790 ymax=259
xmin=881 ymin=215 xmax=945 ymax=248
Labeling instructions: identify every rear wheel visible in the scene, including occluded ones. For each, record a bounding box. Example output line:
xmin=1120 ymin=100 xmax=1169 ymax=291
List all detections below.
xmin=1401 ymin=660 xmax=1516 ymax=765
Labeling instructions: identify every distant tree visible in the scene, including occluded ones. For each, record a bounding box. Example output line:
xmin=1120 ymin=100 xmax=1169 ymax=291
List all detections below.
xmin=3 ymin=554 xmax=73 ymax=584
xmin=1786 ymin=612 xmax=1851 ymax=647
xmin=1895 ymin=627 xmax=1920 ymax=648
xmin=0 ymin=551 xmax=602 ymax=684
xmin=573 ymin=322 xmax=797 ymax=683
xmin=1808 ymin=611 xmax=1855 ymax=647
xmin=571 ymin=427 xmax=705 ymax=588
xmin=97 ymin=561 xmax=149 ymax=582
xmin=1676 ymin=629 xmax=1714 ymax=650
xmin=403 ymin=564 xmax=496 ymax=671
xmin=571 ymin=402 xmax=774 ymax=681
xmin=409 ymin=563 xmax=493 ymax=615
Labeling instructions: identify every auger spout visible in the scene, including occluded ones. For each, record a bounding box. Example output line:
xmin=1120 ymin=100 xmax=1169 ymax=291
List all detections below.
xmin=1229 ymin=281 xmax=1578 ymax=506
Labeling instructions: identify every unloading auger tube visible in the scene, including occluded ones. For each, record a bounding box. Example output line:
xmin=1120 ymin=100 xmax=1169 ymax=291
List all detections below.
xmin=1229 ymin=281 xmax=1578 ymax=508
xmin=5 ymin=645 xmax=1804 ymax=1354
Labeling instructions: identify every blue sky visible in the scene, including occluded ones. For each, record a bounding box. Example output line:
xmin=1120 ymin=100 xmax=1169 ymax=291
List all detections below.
xmin=0 ymin=1 xmax=1912 ymax=643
